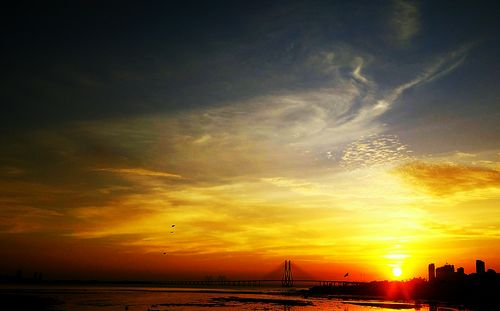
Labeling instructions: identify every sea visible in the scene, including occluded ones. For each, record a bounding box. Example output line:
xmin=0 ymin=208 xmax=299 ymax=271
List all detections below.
xmin=0 ymin=285 xmax=475 ymax=311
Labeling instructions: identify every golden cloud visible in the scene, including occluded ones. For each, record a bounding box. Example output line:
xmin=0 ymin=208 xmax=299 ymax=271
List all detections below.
xmin=95 ymin=168 xmax=182 ymax=178
xmin=395 ymin=161 xmax=500 ymax=196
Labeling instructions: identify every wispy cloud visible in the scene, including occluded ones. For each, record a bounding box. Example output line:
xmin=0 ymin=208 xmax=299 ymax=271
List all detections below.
xmin=368 ymin=46 xmax=470 ymax=120
xmin=261 ymin=177 xmax=321 ymax=195
xmin=94 ymin=168 xmax=182 ymax=178
xmin=390 ymin=0 xmax=420 ymax=45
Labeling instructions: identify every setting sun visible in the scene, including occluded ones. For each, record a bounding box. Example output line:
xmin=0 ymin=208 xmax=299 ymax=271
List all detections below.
xmin=392 ymin=267 xmax=402 ymax=278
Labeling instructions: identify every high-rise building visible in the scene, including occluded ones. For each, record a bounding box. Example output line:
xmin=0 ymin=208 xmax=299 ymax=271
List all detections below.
xmin=428 ymin=263 xmax=435 ymax=281
xmin=436 ymin=264 xmax=455 ymax=280
xmin=476 ymin=260 xmax=485 ymax=274
xmin=457 ymin=267 xmax=464 ymax=275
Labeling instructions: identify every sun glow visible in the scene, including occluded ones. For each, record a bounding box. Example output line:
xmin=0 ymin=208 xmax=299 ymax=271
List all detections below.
xmin=392 ymin=267 xmax=403 ymax=278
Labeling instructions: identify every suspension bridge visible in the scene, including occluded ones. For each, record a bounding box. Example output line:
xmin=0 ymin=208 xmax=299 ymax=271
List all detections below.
xmin=160 ymin=260 xmax=366 ymax=288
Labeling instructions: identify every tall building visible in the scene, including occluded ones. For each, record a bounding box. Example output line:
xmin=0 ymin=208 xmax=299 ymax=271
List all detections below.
xmin=436 ymin=264 xmax=455 ymax=280
xmin=428 ymin=263 xmax=435 ymax=281
xmin=476 ymin=260 xmax=485 ymax=274
xmin=457 ymin=267 xmax=464 ymax=275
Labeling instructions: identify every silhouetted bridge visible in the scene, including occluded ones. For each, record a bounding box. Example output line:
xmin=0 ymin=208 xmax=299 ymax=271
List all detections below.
xmin=160 ymin=279 xmax=365 ymax=287
xmin=161 ymin=260 xmax=366 ymax=288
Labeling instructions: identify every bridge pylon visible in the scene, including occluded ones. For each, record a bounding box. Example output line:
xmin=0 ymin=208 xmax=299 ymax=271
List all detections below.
xmin=281 ymin=260 xmax=294 ymax=287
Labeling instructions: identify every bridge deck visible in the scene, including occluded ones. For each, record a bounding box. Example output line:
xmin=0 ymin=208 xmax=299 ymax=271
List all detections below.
xmin=158 ymin=279 xmax=366 ymax=287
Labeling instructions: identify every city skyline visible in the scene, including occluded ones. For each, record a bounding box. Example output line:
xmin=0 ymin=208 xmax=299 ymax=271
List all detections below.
xmin=428 ymin=259 xmax=496 ymax=282
xmin=3 ymin=256 xmax=495 ymax=283
xmin=1 ymin=1 xmax=500 ymax=281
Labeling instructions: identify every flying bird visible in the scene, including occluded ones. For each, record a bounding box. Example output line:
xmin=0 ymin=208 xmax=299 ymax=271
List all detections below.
xmin=171 ymin=224 xmax=175 ymax=227
xmin=344 ymin=273 xmax=349 ymax=277
xmin=163 ymin=252 xmax=167 ymax=255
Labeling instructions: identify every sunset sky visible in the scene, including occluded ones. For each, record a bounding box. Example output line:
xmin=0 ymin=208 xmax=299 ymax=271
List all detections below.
xmin=1 ymin=1 xmax=499 ymax=281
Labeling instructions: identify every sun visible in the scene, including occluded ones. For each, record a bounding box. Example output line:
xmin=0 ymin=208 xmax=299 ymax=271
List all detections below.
xmin=392 ymin=267 xmax=403 ymax=278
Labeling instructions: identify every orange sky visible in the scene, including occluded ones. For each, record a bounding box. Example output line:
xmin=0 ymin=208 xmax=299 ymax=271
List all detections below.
xmin=1 ymin=113 xmax=499 ymax=281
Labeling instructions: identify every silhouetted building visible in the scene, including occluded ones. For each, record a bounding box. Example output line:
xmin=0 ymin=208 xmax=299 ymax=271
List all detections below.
xmin=428 ymin=263 xmax=435 ymax=281
xmin=476 ymin=260 xmax=485 ymax=274
xmin=436 ymin=264 xmax=454 ymax=281
xmin=457 ymin=267 xmax=464 ymax=275
xmin=486 ymin=269 xmax=496 ymax=275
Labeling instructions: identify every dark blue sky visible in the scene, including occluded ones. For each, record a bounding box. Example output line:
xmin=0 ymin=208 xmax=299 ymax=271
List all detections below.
xmin=2 ymin=1 xmax=498 ymax=131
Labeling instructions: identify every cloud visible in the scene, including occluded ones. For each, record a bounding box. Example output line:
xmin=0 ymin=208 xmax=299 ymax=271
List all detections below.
xmin=390 ymin=0 xmax=420 ymax=45
xmin=0 ymin=206 xmax=64 ymax=233
xmin=0 ymin=44 xmax=472 ymax=244
xmin=454 ymin=152 xmax=476 ymax=159
xmin=424 ymin=220 xmax=500 ymax=239
xmin=395 ymin=161 xmax=500 ymax=197
xmin=261 ymin=177 xmax=321 ymax=195
xmin=0 ymin=43 xmax=474 ymax=269
xmin=160 ymin=47 xmax=468 ymax=174
xmin=340 ymin=134 xmax=413 ymax=169
xmin=94 ymin=168 xmax=182 ymax=178
xmin=374 ymin=46 xmax=469 ymax=116
xmin=334 ymin=47 xmax=470 ymax=149
xmin=0 ymin=44 xmax=470 ymax=186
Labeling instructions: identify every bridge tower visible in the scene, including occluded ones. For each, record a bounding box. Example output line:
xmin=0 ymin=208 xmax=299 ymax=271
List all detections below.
xmin=281 ymin=260 xmax=294 ymax=287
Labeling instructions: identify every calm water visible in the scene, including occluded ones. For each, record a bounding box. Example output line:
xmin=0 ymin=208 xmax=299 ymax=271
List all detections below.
xmin=0 ymin=286 xmax=473 ymax=311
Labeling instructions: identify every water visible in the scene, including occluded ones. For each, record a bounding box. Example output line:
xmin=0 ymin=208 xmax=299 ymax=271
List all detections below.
xmin=0 ymin=285 xmax=473 ymax=311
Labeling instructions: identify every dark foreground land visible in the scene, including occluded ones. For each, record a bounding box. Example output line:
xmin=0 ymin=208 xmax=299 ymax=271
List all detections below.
xmin=0 ymin=293 xmax=62 ymax=311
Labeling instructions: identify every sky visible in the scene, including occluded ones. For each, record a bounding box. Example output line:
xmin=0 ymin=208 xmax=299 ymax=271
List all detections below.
xmin=1 ymin=0 xmax=499 ymax=281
